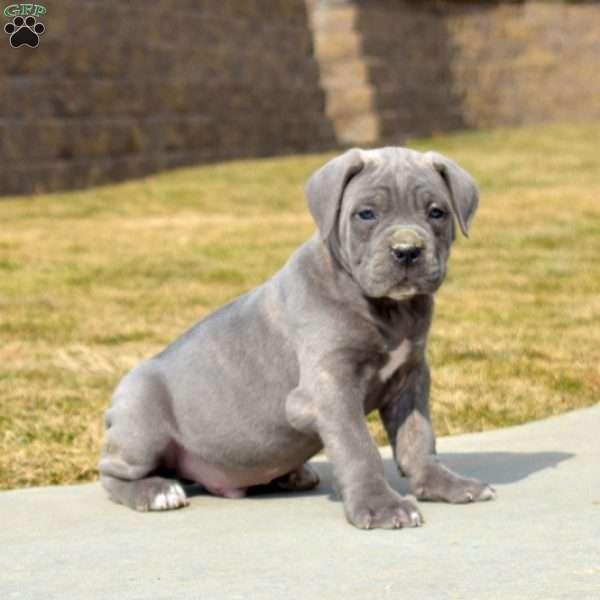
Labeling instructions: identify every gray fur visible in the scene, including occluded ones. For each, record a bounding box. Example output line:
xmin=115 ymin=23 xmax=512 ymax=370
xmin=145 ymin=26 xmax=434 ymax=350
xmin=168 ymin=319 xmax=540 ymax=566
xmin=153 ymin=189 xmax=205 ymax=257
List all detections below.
xmin=99 ymin=147 xmax=495 ymax=529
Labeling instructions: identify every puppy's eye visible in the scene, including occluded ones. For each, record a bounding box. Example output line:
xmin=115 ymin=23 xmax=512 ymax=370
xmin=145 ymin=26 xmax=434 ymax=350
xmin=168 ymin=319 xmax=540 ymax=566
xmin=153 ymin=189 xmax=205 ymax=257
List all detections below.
xmin=428 ymin=207 xmax=447 ymax=220
xmin=357 ymin=209 xmax=377 ymax=221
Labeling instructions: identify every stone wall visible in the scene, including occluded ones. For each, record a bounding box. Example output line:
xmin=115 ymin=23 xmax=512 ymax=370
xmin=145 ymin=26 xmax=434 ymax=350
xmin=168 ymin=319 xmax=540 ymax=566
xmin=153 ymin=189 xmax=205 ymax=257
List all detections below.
xmin=355 ymin=0 xmax=600 ymax=141
xmin=3 ymin=1 xmax=600 ymax=195
xmin=356 ymin=0 xmax=467 ymax=140
xmin=449 ymin=1 xmax=600 ymax=128
xmin=0 ymin=0 xmax=336 ymax=195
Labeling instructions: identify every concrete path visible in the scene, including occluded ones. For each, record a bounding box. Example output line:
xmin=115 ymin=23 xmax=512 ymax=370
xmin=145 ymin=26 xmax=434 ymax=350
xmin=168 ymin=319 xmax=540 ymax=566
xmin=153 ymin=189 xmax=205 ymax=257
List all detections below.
xmin=1 ymin=405 xmax=599 ymax=600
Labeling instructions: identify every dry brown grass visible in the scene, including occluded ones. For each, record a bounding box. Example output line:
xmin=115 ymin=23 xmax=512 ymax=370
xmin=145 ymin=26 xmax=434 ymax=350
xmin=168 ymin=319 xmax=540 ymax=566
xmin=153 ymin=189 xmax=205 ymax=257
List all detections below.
xmin=1 ymin=122 xmax=599 ymax=489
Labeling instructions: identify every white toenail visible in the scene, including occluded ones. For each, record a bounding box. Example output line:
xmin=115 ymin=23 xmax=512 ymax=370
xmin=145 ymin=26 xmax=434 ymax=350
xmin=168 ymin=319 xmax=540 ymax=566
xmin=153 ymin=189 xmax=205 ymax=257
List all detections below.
xmin=150 ymin=493 xmax=168 ymax=510
xmin=481 ymin=486 xmax=496 ymax=501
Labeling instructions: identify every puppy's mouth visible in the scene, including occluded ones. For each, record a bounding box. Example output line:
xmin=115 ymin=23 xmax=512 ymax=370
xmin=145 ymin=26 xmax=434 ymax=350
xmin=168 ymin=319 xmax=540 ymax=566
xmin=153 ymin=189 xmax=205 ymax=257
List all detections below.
xmin=358 ymin=247 xmax=445 ymax=301
xmin=383 ymin=268 xmax=444 ymax=300
xmin=386 ymin=283 xmax=418 ymax=301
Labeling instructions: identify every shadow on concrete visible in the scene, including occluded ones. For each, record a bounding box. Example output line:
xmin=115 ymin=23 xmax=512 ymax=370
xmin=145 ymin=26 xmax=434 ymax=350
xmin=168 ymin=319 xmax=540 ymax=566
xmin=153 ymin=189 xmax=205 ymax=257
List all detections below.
xmin=183 ymin=450 xmax=573 ymax=502
xmin=434 ymin=451 xmax=574 ymax=485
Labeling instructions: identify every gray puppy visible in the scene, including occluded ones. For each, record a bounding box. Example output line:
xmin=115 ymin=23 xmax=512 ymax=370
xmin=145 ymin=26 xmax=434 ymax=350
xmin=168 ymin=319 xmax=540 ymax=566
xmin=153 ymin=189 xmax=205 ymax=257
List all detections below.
xmin=99 ymin=147 xmax=495 ymax=529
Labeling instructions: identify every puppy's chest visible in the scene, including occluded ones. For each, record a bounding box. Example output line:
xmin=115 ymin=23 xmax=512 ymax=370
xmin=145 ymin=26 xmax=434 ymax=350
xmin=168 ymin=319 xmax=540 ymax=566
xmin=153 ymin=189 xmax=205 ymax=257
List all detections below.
xmin=370 ymin=309 xmax=417 ymax=382
xmin=363 ymin=336 xmax=416 ymax=414
xmin=378 ymin=338 xmax=413 ymax=382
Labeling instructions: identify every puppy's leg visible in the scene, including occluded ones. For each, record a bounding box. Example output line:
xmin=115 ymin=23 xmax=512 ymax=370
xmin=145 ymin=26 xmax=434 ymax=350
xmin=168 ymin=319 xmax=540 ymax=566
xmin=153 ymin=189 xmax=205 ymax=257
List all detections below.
xmin=379 ymin=361 xmax=496 ymax=504
xmin=288 ymin=362 xmax=423 ymax=530
xmin=99 ymin=366 xmax=189 ymax=512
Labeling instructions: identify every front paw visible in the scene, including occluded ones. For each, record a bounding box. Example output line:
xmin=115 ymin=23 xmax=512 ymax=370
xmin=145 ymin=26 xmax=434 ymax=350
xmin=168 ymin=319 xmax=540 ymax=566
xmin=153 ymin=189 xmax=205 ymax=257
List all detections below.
xmin=345 ymin=484 xmax=423 ymax=530
xmin=413 ymin=463 xmax=496 ymax=504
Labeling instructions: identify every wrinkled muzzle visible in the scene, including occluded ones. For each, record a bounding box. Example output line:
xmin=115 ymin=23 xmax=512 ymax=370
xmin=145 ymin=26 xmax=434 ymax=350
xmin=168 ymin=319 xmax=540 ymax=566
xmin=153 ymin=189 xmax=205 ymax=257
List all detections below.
xmin=360 ymin=225 xmax=445 ymax=300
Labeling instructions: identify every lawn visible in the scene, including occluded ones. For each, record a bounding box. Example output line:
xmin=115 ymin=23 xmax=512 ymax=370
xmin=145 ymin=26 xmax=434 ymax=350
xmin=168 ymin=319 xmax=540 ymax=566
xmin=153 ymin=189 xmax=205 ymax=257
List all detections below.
xmin=1 ymin=122 xmax=599 ymax=490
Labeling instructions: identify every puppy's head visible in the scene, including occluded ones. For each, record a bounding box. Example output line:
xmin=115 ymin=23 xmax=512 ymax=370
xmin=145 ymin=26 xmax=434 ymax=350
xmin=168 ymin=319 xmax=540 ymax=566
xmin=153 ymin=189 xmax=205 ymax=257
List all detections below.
xmin=305 ymin=147 xmax=479 ymax=300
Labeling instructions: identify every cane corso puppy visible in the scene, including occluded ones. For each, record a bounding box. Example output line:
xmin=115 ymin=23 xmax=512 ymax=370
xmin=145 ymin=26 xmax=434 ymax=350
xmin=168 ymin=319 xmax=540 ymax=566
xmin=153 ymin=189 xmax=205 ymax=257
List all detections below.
xmin=100 ymin=147 xmax=495 ymax=529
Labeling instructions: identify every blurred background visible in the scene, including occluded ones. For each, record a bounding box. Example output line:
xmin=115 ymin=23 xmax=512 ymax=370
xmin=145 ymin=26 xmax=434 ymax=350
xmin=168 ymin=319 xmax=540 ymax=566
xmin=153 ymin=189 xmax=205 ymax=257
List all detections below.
xmin=1 ymin=1 xmax=599 ymax=489
xmin=3 ymin=0 xmax=600 ymax=195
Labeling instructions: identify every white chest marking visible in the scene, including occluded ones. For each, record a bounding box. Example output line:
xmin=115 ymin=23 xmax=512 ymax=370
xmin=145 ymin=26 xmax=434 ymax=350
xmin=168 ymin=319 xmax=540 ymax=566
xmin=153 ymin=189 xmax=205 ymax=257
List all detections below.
xmin=379 ymin=339 xmax=412 ymax=382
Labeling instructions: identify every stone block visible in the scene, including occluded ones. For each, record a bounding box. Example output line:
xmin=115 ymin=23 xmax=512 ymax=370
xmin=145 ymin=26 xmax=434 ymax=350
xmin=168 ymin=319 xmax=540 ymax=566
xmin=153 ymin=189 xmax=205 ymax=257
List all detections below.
xmin=313 ymin=31 xmax=362 ymax=62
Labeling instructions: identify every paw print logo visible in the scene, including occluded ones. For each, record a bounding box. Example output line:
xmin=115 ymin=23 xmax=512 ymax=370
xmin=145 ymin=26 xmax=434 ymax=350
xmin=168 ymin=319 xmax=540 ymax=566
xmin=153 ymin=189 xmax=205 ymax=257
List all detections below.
xmin=4 ymin=15 xmax=45 ymax=48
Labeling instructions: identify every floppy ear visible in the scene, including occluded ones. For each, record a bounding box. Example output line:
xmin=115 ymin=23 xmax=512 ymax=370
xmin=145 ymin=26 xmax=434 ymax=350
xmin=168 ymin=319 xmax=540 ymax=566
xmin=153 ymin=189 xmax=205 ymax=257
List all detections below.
xmin=305 ymin=148 xmax=365 ymax=240
xmin=425 ymin=151 xmax=479 ymax=237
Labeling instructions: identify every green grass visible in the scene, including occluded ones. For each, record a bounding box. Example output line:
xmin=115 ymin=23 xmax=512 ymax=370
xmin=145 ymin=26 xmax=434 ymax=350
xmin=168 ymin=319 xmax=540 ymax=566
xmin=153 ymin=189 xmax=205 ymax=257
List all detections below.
xmin=1 ymin=122 xmax=599 ymax=489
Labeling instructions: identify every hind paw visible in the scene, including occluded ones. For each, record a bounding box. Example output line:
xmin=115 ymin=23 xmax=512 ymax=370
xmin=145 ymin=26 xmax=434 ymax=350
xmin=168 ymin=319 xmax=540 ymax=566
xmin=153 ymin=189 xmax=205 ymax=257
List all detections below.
xmin=133 ymin=478 xmax=189 ymax=511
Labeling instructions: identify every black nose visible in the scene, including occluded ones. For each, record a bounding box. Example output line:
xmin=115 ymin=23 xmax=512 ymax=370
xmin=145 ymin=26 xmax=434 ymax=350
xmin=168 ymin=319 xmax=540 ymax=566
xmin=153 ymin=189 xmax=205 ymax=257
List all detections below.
xmin=391 ymin=244 xmax=422 ymax=265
